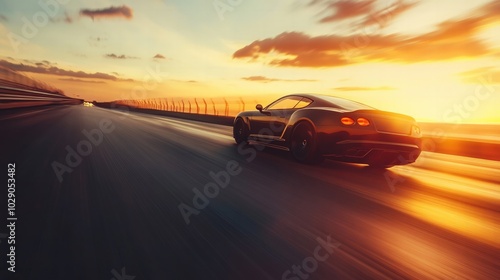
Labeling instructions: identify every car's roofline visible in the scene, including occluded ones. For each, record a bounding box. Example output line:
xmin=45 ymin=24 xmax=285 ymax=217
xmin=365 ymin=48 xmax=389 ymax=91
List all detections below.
xmin=280 ymin=93 xmax=347 ymax=102
xmin=279 ymin=93 xmax=373 ymax=109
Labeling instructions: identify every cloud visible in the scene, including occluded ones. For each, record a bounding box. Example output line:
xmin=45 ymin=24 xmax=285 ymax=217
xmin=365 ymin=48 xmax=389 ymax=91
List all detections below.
xmin=105 ymin=53 xmax=138 ymax=59
xmin=80 ymin=5 xmax=133 ymax=20
xmin=459 ymin=67 xmax=500 ymax=84
xmin=333 ymin=86 xmax=395 ymax=91
xmin=0 ymin=64 xmax=65 ymax=94
xmin=234 ymin=1 xmax=500 ymax=67
xmin=0 ymin=59 xmax=127 ymax=81
xmin=21 ymin=59 xmax=53 ymax=66
xmin=358 ymin=0 xmax=417 ymax=27
xmin=242 ymin=75 xmax=317 ymax=83
xmin=59 ymin=78 xmax=106 ymax=84
xmin=310 ymin=0 xmax=417 ymax=27
xmin=0 ymin=14 xmax=7 ymax=22
xmin=234 ymin=32 xmax=364 ymax=67
xmin=153 ymin=54 xmax=166 ymax=59
xmin=317 ymin=0 xmax=376 ymax=23
xmin=478 ymin=0 xmax=500 ymax=15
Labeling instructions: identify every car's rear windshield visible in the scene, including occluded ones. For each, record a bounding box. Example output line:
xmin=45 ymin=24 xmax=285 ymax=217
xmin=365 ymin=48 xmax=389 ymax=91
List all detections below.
xmin=319 ymin=96 xmax=375 ymax=110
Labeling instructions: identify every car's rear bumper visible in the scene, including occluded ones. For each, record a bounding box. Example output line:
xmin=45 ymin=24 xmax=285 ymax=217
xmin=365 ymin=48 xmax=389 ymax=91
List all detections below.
xmin=318 ymin=133 xmax=421 ymax=165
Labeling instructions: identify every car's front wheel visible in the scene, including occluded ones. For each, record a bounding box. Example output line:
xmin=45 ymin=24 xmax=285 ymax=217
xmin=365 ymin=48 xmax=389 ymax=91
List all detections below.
xmin=233 ymin=118 xmax=249 ymax=144
xmin=290 ymin=122 xmax=322 ymax=164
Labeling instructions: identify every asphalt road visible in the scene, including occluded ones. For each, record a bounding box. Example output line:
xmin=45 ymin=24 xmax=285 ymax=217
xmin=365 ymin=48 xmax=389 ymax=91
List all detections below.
xmin=1 ymin=105 xmax=499 ymax=280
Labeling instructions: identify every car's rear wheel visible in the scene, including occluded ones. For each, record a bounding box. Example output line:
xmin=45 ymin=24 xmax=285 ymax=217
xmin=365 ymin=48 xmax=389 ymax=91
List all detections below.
xmin=290 ymin=122 xmax=322 ymax=164
xmin=233 ymin=118 xmax=249 ymax=144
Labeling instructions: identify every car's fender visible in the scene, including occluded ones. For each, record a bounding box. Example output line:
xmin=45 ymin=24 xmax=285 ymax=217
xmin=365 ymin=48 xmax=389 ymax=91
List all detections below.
xmin=282 ymin=108 xmax=340 ymax=143
xmin=234 ymin=111 xmax=257 ymax=130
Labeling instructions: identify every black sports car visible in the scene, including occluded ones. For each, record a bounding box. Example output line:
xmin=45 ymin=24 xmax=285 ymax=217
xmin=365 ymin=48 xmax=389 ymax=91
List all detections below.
xmin=233 ymin=94 xmax=421 ymax=167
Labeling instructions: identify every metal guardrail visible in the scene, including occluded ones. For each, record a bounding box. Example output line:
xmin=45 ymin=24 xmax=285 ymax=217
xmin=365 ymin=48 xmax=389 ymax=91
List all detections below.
xmin=0 ymin=86 xmax=82 ymax=109
xmin=0 ymin=86 xmax=71 ymax=98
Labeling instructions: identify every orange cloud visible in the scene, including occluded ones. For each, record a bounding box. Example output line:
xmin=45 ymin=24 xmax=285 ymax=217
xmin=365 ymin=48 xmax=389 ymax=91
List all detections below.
xmin=242 ymin=75 xmax=317 ymax=82
xmin=234 ymin=0 xmax=500 ymax=67
xmin=233 ymin=32 xmax=350 ymax=67
xmin=80 ymin=6 xmax=133 ymax=20
xmin=318 ymin=0 xmax=376 ymax=23
xmin=310 ymin=0 xmax=417 ymax=27
xmin=59 ymin=78 xmax=106 ymax=84
xmin=153 ymin=54 xmax=166 ymax=59
xmin=478 ymin=0 xmax=500 ymax=16
xmin=358 ymin=0 xmax=417 ymax=27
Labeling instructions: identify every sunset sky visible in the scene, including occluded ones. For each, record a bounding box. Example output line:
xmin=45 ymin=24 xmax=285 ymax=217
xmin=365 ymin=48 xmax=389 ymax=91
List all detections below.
xmin=0 ymin=0 xmax=499 ymax=123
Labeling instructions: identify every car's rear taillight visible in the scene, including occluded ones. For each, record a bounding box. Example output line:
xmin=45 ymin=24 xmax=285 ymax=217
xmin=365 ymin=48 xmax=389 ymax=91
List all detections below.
xmin=357 ymin=118 xmax=370 ymax=126
xmin=341 ymin=117 xmax=355 ymax=125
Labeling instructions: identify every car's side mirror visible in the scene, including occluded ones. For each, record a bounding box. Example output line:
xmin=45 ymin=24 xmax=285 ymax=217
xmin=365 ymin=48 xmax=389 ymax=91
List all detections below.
xmin=256 ymin=104 xmax=263 ymax=112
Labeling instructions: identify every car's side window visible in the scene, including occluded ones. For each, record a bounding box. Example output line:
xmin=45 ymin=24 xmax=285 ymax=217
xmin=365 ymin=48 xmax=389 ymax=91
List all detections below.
xmin=267 ymin=97 xmax=301 ymax=110
xmin=294 ymin=98 xmax=312 ymax=109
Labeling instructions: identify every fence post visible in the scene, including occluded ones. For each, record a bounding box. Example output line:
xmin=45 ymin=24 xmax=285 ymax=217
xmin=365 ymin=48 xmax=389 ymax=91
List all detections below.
xmin=211 ymin=99 xmax=216 ymax=115
xmin=224 ymin=98 xmax=229 ymax=116
xmin=240 ymin=97 xmax=245 ymax=112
